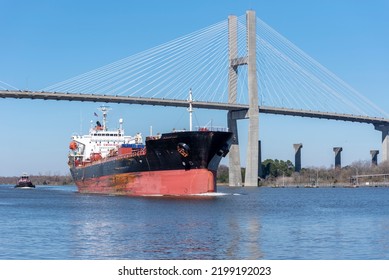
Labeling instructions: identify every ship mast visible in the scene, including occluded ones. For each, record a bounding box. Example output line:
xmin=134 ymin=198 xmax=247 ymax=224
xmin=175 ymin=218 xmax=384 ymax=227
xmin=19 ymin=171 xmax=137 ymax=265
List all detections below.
xmin=98 ymin=106 xmax=111 ymax=131
xmin=188 ymin=89 xmax=193 ymax=131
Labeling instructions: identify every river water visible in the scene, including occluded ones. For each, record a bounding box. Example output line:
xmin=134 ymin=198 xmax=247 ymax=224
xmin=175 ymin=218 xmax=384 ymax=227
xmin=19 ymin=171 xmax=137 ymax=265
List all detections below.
xmin=1 ymin=185 xmax=389 ymax=259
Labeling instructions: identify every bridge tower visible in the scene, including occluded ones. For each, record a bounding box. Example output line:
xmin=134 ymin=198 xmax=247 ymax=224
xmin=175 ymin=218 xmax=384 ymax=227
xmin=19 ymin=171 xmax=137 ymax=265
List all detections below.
xmin=228 ymin=10 xmax=259 ymax=187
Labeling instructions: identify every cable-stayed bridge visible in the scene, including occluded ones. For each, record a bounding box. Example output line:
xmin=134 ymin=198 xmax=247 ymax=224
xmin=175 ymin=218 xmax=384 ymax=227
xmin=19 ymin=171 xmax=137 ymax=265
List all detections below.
xmin=1 ymin=89 xmax=387 ymax=125
xmin=1 ymin=10 xmax=388 ymax=186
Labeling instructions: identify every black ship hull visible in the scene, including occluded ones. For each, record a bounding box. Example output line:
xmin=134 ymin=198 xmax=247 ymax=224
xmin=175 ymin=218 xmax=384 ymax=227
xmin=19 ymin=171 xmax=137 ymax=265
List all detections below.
xmin=69 ymin=131 xmax=232 ymax=195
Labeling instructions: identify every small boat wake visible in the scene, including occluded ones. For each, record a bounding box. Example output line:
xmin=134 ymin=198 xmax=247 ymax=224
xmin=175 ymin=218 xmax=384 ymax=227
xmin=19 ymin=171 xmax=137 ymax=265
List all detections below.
xmin=14 ymin=173 xmax=35 ymax=189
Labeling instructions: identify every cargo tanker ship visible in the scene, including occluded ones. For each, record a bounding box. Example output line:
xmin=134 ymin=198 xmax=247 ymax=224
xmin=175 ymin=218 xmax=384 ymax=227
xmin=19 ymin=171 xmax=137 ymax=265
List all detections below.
xmin=68 ymin=104 xmax=232 ymax=196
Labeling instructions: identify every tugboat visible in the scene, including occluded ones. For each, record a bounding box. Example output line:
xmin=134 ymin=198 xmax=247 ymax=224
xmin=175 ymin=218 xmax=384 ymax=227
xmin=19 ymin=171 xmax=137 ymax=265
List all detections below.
xmin=15 ymin=173 xmax=35 ymax=188
xmin=68 ymin=91 xmax=233 ymax=196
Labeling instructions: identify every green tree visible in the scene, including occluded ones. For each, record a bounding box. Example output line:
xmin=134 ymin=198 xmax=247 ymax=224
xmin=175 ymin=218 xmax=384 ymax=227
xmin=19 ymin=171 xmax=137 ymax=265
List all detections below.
xmin=217 ymin=164 xmax=229 ymax=183
xmin=262 ymin=159 xmax=294 ymax=178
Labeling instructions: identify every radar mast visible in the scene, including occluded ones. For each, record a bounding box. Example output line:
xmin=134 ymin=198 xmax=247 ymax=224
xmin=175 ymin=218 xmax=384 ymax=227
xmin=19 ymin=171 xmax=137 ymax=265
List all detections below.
xmin=98 ymin=106 xmax=111 ymax=131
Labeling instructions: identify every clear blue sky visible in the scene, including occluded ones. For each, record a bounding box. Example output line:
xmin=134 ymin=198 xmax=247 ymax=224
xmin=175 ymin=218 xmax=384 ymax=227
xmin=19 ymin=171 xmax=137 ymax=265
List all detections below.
xmin=1 ymin=0 xmax=388 ymax=176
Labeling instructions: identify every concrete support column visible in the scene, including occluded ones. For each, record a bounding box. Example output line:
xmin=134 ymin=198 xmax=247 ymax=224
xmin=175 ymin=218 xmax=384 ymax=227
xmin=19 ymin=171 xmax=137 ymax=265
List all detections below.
xmin=293 ymin=144 xmax=303 ymax=172
xmin=228 ymin=15 xmax=238 ymax=103
xmin=244 ymin=10 xmax=259 ymax=187
xmin=258 ymin=140 xmax=262 ymax=178
xmin=227 ymin=15 xmax=242 ymax=187
xmin=333 ymin=147 xmax=343 ymax=169
xmin=370 ymin=150 xmax=379 ymax=166
xmin=227 ymin=111 xmax=242 ymax=186
xmin=374 ymin=125 xmax=389 ymax=162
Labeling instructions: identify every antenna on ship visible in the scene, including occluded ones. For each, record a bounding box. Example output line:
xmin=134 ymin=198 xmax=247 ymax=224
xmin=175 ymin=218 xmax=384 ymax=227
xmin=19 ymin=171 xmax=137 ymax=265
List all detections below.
xmin=98 ymin=106 xmax=111 ymax=131
xmin=188 ymin=89 xmax=193 ymax=131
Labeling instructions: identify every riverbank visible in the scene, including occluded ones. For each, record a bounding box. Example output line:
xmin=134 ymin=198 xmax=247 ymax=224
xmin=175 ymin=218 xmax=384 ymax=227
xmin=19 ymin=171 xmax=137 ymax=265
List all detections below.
xmin=0 ymin=175 xmax=73 ymax=186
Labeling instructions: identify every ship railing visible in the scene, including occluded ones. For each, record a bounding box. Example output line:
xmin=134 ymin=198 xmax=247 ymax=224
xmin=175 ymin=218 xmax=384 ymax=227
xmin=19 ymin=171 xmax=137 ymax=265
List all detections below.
xmin=196 ymin=126 xmax=229 ymax=132
xmin=171 ymin=129 xmax=187 ymax=133
xmin=170 ymin=127 xmax=229 ymax=133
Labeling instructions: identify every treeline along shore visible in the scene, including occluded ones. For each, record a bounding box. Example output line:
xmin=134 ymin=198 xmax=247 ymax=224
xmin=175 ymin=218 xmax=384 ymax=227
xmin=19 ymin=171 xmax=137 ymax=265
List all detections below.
xmin=217 ymin=160 xmax=389 ymax=187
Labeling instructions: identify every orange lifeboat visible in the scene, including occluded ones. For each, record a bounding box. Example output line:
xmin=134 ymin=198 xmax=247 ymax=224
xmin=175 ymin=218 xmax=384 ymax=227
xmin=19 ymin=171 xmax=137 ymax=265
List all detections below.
xmin=91 ymin=153 xmax=102 ymax=161
xmin=69 ymin=141 xmax=78 ymax=150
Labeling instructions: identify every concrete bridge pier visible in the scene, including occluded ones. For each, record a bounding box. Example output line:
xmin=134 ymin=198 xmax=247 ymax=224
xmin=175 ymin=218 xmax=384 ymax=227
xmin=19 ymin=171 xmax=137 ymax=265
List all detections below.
xmin=374 ymin=125 xmax=389 ymax=162
xmin=258 ymin=140 xmax=262 ymax=178
xmin=227 ymin=14 xmax=241 ymax=187
xmin=333 ymin=147 xmax=343 ymax=169
xmin=244 ymin=10 xmax=259 ymax=187
xmin=370 ymin=150 xmax=379 ymax=166
xmin=227 ymin=111 xmax=244 ymax=187
xmin=293 ymin=144 xmax=303 ymax=172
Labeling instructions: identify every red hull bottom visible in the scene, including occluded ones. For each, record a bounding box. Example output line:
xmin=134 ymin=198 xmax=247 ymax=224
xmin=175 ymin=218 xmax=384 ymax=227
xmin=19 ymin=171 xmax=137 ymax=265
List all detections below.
xmin=75 ymin=169 xmax=217 ymax=196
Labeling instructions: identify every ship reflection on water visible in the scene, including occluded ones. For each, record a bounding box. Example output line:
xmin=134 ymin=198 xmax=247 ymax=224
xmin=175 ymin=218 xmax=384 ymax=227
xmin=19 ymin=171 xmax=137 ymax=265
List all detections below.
xmin=4 ymin=185 xmax=389 ymax=259
xmin=225 ymin=215 xmax=263 ymax=259
xmin=68 ymin=189 xmax=263 ymax=259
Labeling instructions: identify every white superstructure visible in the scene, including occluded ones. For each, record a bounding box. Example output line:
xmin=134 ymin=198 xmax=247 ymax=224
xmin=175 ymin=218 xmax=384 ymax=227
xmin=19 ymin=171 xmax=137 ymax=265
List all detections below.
xmin=69 ymin=106 xmax=142 ymax=162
